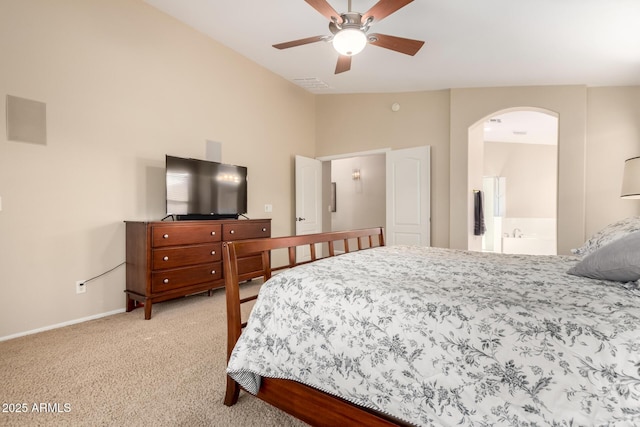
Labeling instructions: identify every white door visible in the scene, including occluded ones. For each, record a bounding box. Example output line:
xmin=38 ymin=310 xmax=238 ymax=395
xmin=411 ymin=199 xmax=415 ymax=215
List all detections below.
xmin=385 ymin=146 xmax=431 ymax=246
xmin=295 ymin=155 xmax=322 ymax=262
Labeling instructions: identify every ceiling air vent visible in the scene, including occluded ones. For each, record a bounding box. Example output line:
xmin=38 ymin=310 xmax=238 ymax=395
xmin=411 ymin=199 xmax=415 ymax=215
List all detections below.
xmin=292 ymin=77 xmax=330 ymax=90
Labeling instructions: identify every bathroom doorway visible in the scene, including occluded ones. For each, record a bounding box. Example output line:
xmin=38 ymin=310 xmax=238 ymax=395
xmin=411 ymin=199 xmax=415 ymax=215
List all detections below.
xmin=481 ymin=109 xmax=559 ymax=255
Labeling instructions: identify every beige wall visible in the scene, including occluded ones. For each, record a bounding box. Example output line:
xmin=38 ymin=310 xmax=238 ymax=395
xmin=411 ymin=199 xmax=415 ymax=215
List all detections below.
xmin=484 ymin=142 xmax=557 ymax=218
xmin=586 ymin=87 xmax=640 ymax=235
xmin=0 ymin=0 xmax=315 ymax=338
xmin=451 ymin=87 xmax=587 ymax=254
xmin=2 ymin=1 xmax=639 ymax=339
xmin=315 ymin=91 xmax=452 ymax=248
xmin=317 ymin=87 xmax=639 ymax=256
xmin=467 ymin=122 xmax=485 ymax=251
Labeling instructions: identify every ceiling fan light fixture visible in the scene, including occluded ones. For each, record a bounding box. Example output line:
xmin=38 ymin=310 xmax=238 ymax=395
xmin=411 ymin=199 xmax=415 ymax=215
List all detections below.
xmin=332 ymin=28 xmax=367 ymax=56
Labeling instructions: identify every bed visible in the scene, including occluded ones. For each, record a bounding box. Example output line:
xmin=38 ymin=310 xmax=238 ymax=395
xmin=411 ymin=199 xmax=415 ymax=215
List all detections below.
xmin=222 ymin=222 xmax=640 ymax=426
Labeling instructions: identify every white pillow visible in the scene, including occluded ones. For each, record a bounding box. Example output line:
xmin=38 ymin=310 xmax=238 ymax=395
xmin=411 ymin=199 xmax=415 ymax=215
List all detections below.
xmin=572 ymin=216 xmax=640 ymax=257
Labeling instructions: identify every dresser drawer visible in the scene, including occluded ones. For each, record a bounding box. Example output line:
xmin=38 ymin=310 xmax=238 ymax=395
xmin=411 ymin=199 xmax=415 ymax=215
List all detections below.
xmin=152 ymin=243 xmax=221 ymax=270
xmin=152 ymin=224 xmax=221 ymax=247
xmin=151 ymin=263 xmax=222 ymax=293
xmin=222 ymin=221 xmax=270 ymax=241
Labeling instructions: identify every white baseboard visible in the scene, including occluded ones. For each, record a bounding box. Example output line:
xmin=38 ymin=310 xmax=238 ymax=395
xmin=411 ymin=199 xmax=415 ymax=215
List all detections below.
xmin=0 ymin=308 xmax=126 ymax=342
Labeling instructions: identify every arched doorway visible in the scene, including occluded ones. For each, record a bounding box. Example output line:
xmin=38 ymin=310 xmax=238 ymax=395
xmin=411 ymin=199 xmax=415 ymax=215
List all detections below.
xmin=468 ymin=107 xmax=559 ymax=254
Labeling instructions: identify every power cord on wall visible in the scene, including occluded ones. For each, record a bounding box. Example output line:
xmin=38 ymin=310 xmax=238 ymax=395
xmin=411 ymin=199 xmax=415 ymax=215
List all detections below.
xmin=78 ymin=261 xmax=125 ymax=288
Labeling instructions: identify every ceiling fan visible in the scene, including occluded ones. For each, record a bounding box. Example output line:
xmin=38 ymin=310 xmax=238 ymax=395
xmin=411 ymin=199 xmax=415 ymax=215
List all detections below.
xmin=273 ymin=0 xmax=425 ymax=74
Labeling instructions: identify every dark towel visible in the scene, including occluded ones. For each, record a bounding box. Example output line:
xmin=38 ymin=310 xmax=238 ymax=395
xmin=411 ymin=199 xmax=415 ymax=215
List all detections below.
xmin=474 ymin=190 xmax=486 ymax=236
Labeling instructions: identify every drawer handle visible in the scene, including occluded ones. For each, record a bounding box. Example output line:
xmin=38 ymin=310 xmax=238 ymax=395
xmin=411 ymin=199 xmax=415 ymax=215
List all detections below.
xmin=211 ymin=270 xmax=216 ymax=275
xmin=211 ymin=250 xmax=216 ymax=255
xmin=230 ymin=230 xmax=235 ymax=234
xmin=163 ymin=256 xmax=169 ymax=261
xmin=163 ymin=234 xmax=169 ymax=239
xmin=211 ymin=231 xmax=216 ymax=236
xmin=262 ymin=227 xmax=267 ymax=232
xmin=163 ymin=278 xmax=169 ymax=284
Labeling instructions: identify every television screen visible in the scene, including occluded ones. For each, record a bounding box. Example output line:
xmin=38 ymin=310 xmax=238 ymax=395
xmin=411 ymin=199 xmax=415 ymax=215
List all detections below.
xmin=165 ymin=155 xmax=247 ymax=219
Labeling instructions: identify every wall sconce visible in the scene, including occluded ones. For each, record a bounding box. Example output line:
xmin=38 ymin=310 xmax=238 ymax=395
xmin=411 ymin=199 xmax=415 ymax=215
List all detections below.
xmin=352 ymin=169 xmax=361 ymax=180
xmin=621 ymin=156 xmax=640 ymax=199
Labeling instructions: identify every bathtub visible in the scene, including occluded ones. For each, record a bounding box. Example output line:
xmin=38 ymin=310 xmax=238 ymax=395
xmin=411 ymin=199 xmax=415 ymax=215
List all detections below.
xmin=502 ymin=236 xmax=556 ymax=255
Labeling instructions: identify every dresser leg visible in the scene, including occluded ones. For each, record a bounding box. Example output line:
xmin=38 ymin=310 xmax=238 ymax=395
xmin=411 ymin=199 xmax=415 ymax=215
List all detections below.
xmin=126 ymin=294 xmax=136 ymax=312
xmin=144 ymin=300 xmax=152 ymax=320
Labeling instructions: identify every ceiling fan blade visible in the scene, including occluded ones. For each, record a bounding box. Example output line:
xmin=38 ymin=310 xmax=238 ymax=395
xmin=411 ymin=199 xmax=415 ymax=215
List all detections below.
xmin=273 ymin=35 xmax=327 ymax=50
xmin=335 ymin=55 xmax=351 ymax=74
xmin=368 ymin=33 xmax=424 ymax=56
xmin=362 ymin=0 xmax=413 ymax=23
xmin=305 ymin=0 xmax=343 ymax=24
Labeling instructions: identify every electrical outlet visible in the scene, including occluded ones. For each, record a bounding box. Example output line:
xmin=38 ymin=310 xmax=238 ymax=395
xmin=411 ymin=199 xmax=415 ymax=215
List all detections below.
xmin=264 ymin=204 xmax=272 ymax=213
xmin=76 ymin=280 xmax=86 ymax=294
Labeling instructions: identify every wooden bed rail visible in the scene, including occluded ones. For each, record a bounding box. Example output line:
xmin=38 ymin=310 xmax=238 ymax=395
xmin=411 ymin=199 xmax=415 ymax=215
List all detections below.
xmin=222 ymin=227 xmax=385 ymax=406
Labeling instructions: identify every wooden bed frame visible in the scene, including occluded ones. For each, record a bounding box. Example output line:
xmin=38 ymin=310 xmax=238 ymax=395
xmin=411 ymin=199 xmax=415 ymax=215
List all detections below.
xmin=222 ymin=227 xmax=409 ymax=426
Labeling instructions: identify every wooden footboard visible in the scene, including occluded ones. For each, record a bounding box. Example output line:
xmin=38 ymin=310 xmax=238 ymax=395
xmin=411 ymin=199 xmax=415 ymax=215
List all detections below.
xmin=222 ymin=227 xmax=406 ymax=426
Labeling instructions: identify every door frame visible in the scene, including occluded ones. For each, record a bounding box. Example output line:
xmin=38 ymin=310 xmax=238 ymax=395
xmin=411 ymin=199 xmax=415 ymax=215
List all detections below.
xmin=316 ymin=148 xmax=391 ymax=162
xmin=316 ymin=148 xmax=391 ymax=237
xmin=316 ymin=147 xmax=430 ymax=246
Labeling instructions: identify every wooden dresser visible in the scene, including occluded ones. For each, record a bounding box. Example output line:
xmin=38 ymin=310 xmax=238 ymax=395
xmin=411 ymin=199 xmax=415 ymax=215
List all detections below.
xmin=125 ymin=219 xmax=271 ymax=319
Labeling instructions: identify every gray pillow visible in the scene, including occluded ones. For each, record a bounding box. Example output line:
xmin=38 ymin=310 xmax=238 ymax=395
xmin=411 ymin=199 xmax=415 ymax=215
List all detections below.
xmin=567 ymin=230 xmax=640 ymax=282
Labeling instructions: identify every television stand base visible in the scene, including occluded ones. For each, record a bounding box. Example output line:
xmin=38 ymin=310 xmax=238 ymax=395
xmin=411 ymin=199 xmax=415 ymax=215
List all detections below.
xmin=174 ymin=214 xmax=239 ymax=221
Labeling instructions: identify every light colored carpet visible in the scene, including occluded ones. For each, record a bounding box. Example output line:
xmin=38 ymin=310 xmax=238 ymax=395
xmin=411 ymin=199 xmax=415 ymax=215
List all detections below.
xmin=0 ymin=283 xmax=308 ymax=427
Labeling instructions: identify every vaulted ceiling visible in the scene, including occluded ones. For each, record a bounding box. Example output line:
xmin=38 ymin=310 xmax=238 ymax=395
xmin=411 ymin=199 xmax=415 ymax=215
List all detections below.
xmin=144 ymin=0 xmax=640 ymax=94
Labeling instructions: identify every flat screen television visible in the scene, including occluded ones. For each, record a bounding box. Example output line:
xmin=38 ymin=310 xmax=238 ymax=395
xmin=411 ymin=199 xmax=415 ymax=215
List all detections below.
xmin=165 ymin=155 xmax=248 ymax=220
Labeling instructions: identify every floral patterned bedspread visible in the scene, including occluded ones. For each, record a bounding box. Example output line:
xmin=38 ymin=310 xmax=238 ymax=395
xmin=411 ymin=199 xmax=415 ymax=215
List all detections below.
xmin=226 ymin=245 xmax=640 ymax=426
